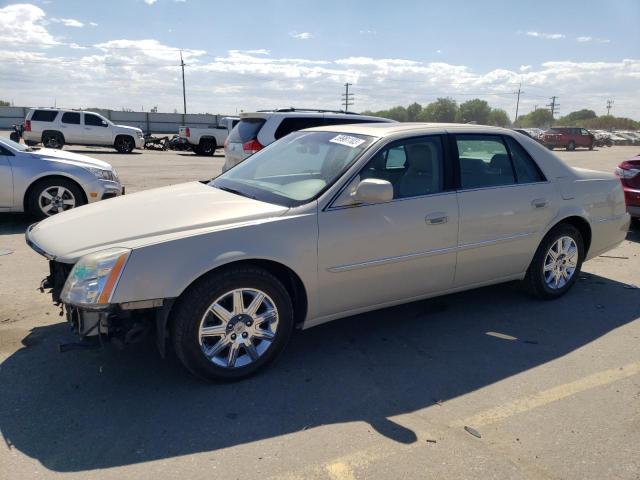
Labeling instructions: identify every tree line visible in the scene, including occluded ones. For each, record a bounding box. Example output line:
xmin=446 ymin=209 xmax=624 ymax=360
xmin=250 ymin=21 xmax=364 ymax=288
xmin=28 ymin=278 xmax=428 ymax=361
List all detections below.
xmin=362 ymin=98 xmax=639 ymax=130
xmin=362 ymin=98 xmax=511 ymax=126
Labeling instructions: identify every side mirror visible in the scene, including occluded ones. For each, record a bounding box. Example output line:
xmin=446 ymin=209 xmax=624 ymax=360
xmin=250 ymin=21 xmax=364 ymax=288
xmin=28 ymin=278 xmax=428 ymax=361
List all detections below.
xmin=352 ymin=178 xmax=393 ymax=204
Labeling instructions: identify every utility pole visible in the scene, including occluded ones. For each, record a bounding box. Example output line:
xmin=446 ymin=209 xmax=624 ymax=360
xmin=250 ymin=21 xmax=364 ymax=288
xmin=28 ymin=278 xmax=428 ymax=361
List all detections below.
xmin=546 ymin=96 xmax=559 ymax=125
xmin=513 ymin=82 xmax=524 ymax=123
xmin=606 ymin=99 xmax=613 ymax=116
xmin=180 ymin=50 xmax=187 ymax=115
xmin=341 ymin=83 xmax=354 ymax=112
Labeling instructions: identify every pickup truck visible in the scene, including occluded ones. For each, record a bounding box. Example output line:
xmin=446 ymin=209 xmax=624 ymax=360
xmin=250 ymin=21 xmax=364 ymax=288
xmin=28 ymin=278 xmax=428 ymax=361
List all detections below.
xmin=179 ymin=116 xmax=239 ymax=156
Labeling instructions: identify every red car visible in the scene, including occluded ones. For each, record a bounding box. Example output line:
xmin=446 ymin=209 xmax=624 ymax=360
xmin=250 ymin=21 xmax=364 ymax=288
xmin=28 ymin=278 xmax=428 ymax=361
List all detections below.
xmin=616 ymin=155 xmax=640 ymax=219
xmin=542 ymin=127 xmax=594 ymax=151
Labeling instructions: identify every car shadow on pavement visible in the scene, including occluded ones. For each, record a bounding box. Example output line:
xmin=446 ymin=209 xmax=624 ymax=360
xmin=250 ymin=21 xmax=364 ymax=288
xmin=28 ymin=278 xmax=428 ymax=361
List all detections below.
xmin=65 ymin=149 xmax=142 ymax=155
xmin=0 ymin=214 xmax=32 ymax=236
xmin=1 ymin=273 xmax=638 ymax=472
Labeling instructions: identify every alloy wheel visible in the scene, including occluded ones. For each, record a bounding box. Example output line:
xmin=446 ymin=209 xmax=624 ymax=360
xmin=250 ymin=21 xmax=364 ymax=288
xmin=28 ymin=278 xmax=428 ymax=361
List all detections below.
xmin=543 ymin=236 xmax=578 ymax=289
xmin=38 ymin=186 xmax=76 ymax=216
xmin=198 ymin=288 xmax=279 ymax=368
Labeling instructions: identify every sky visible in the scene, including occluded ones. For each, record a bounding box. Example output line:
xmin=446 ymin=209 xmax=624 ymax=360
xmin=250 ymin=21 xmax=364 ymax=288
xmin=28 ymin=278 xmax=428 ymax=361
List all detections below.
xmin=0 ymin=0 xmax=639 ymax=119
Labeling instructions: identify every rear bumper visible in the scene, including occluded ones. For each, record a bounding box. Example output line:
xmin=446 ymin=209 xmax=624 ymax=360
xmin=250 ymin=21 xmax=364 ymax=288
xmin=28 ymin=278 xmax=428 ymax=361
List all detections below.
xmin=623 ymin=187 xmax=640 ymax=217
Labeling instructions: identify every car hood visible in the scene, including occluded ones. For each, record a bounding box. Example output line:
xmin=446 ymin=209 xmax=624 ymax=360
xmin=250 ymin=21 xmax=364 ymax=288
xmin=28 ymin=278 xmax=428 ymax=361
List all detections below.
xmin=114 ymin=124 xmax=143 ymax=134
xmin=27 ymin=181 xmax=289 ymax=262
xmin=30 ymin=148 xmax=113 ymax=170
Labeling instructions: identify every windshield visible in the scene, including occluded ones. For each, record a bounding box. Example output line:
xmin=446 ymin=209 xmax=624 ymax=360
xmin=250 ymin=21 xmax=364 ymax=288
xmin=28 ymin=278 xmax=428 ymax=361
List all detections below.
xmin=0 ymin=137 xmax=29 ymax=152
xmin=211 ymin=131 xmax=376 ymax=207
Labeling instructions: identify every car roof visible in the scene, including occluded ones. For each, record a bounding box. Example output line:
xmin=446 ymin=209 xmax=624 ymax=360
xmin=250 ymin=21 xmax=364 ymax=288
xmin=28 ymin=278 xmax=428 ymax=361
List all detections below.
xmin=239 ymin=111 xmax=393 ymax=121
xmin=303 ymin=122 xmax=513 ymax=137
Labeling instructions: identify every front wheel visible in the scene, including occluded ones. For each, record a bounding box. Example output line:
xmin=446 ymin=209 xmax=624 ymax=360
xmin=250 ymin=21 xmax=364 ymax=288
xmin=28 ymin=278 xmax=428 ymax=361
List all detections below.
xmin=42 ymin=132 xmax=64 ymax=149
xmin=523 ymin=223 xmax=584 ymax=300
xmin=27 ymin=177 xmax=85 ymax=219
xmin=171 ymin=266 xmax=294 ymax=381
xmin=115 ymin=136 xmax=135 ymax=153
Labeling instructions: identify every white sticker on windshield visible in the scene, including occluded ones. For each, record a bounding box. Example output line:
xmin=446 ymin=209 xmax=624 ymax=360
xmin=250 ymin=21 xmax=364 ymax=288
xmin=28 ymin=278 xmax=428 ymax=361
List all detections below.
xmin=329 ymin=134 xmax=365 ymax=148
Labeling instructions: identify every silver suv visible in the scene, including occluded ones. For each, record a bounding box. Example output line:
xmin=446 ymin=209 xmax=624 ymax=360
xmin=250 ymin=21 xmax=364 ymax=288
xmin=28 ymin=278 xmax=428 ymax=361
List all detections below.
xmin=22 ymin=108 xmax=145 ymax=153
xmin=222 ymin=108 xmax=393 ymax=171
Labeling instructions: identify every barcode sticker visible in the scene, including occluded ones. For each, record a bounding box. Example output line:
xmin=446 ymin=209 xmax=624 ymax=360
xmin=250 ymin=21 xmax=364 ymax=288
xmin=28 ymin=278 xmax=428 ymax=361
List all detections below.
xmin=329 ymin=134 xmax=365 ymax=148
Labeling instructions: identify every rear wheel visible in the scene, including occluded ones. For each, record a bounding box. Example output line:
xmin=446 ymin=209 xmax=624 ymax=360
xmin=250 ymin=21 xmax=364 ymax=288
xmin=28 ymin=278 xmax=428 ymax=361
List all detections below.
xmin=171 ymin=266 xmax=294 ymax=381
xmin=196 ymin=139 xmax=216 ymax=156
xmin=27 ymin=177 xmax=85 ymax=219
xmin=523 ymin=223 xmax=584 ymax=300
xmin=566 ymin=141 xmax=576 ymax=151
xmin=42 ymin=132 xmax=64 ymax=149
xmin=115 ymin=135 xmax=135 ymax=153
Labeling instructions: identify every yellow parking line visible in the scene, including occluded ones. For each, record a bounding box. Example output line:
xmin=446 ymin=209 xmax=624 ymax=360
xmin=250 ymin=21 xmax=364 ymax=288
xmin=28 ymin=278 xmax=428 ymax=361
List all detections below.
xmin=454 ymin=361 xmax=640 ymax=428
xmin=325 ymin=461 xmax=357 ymax=480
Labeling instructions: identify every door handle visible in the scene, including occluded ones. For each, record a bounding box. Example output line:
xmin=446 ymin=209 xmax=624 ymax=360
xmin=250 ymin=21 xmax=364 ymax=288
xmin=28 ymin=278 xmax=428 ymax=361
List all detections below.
xmin=425 ymin=213 xmax=448 ymax=225
xmin=531 ymin=198 xmax=548 ymax=209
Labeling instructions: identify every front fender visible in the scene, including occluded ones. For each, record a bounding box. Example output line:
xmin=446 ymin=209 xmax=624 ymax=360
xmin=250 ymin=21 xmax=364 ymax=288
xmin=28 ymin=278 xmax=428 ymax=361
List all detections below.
xmin=110 ymin=213 xmax=318 ymax=308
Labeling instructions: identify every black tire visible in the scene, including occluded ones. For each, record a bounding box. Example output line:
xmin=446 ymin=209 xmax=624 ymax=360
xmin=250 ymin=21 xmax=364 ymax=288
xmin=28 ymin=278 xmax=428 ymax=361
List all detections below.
xmin=26 ymin=177 xmax=85 ymax=219
xmin=196 ymin=139 xmax=216 ymax=156
xmin=171 ymin=266 xmax=294 ymax=381
xmin=523 ymin=223 xmax=584 ymax=300
xmin=588 ymin=143 xmax=594 ymax=151
xmin=566 ymin=141 xmax=576 ymax=151
xmin=547 ymin=145 xmax=554 ymax=150
xmin=9 ymin=132 xmax=20 ymax=142
xmin=115 ymin=135 xmax=135 ymax=153
xmin=42 ymin=131 xmax=64 ymax=149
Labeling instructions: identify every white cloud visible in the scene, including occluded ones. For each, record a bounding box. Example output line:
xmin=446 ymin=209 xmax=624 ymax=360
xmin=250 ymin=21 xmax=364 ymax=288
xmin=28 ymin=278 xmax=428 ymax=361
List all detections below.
xmin=289 ymin=31 xmax=313 ymax=40
xmin=576 ymin=36 xmax=610 ymax=44
xmin=0 ymin=3 xmax=58 ymax=46
xmin=51 ymin=17 xmax=84 ymax=27
xmin=359 ymin=29 xmax=376 ymax=35
xmin=1 ymin=41 xmax=639 ymax=119
xmin=526 ymin=31 xmax=565 ymax=40
xmin=89 ymin=21 xmax=98 ymax=27
xmin=144 ymin=0 xmax=158 ymax=4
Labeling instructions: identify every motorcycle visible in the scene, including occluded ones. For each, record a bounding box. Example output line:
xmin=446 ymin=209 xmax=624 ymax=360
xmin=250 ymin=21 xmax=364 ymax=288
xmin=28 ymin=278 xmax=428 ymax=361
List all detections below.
xmin=9 ymin=123 xmax=23 ymax=143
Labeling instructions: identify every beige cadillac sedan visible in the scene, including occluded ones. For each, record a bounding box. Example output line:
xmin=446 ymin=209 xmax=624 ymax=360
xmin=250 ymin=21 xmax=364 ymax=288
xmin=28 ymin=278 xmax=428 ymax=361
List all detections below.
xmin=26 ymin=123 xmax=630 ymax=380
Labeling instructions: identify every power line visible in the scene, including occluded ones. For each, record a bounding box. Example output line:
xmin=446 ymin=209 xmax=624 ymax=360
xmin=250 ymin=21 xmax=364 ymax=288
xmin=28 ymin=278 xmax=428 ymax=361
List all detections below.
xmin=341 ymin=83 xmax=354 ymax=112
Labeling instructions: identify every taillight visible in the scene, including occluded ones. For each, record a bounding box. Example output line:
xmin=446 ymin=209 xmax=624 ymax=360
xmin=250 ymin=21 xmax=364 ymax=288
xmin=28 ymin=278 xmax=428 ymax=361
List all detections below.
xmin=616 ymin=161 xmax=640 ymax=188
xmin=184 ymin=127 xmax=190 ymax=137
xmin=242 ymin=139 xmax=263 ymax=154
xmin=24 ymin=120 xmax=31 ymax=132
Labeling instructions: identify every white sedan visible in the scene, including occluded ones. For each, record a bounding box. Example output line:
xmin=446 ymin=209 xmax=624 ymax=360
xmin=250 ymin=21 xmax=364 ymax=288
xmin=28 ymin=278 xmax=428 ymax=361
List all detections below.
xmin=26 ymin=123 xmax=629 ymax=380
xmin=0 ymin=137 xmax=123 ymax=219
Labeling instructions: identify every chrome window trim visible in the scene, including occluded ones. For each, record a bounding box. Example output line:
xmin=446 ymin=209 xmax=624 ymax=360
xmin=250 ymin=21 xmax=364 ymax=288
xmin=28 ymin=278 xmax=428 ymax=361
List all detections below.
xmin=455 ymin=180 xmax=551 ymax=194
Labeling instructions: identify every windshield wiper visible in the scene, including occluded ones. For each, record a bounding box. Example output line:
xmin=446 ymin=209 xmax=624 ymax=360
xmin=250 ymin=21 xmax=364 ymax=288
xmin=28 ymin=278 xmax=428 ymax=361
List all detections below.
xmin=216 ymin=185 xmax=256 ymax=200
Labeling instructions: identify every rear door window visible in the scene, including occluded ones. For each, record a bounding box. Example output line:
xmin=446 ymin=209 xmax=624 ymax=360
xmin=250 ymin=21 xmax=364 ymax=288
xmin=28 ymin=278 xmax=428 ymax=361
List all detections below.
xmin=61 ymin=112 xmax=80 ymax=124
xmin=31 ymin=110 xmax=58 ymax=122
xmin=228 ymin=118 xmax=266 ymax=143
xmin=504 ymin=136 xmax=545 ymax=183
xmin=274 ymin=117 xmax=326 ymax=139
xmin=456 ymin=135 xmax=516 ymax=189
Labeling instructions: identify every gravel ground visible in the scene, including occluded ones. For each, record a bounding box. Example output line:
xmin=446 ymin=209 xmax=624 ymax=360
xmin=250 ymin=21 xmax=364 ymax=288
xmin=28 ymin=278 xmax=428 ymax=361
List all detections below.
xmin=0 ymin=142 xmax=639 ymax=480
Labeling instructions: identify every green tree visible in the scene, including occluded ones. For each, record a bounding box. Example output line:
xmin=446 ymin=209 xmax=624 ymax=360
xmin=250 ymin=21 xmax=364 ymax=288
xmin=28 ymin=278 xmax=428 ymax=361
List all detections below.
xmin=419 ymin=97 xmax=458 ymax=122
xmin=406 ymin=102 xmax=422 ymax=122
xmin=487 ymin=108 xmax=511 ymax=127
xmin=557 ymin=109 xmax=597 ymax=125
xmin=514 ymin=109 xmax=554 ymax=128
xmin=0 ymin=100 xmax=10 ymax=107
xmin=455 ymin=99 xmax=491 ymax=124
xmin=581 ymin=115 xmax=640 ymax=130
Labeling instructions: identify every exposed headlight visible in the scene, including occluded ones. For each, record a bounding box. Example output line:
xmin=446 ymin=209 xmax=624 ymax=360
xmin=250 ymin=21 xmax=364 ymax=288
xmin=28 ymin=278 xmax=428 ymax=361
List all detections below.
xmin=61 ymin=248 xmax=131 ymax=307
xmin=86 ymin=167 xmax=117 ymax=182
